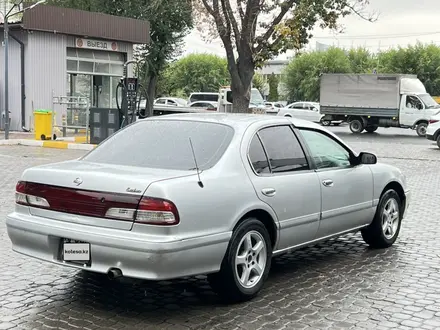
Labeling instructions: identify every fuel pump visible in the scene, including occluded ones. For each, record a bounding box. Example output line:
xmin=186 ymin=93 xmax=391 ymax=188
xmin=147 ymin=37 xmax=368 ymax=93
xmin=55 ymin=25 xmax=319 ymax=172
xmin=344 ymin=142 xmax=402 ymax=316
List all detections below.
xmin=116 ymin=60 xmax=142 ymax=128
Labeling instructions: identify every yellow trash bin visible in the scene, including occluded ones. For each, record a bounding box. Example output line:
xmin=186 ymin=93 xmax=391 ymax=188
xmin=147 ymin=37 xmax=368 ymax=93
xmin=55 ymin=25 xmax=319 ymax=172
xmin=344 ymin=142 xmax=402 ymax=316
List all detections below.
xmin=34 ymin=109 xmax=54 ymax=140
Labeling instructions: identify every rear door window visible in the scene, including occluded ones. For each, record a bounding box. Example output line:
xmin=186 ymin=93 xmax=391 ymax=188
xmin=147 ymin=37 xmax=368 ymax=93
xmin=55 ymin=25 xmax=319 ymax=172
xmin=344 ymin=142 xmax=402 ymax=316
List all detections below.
xmin=82 ymin=120 xmax=235 ymax=171
xmin=256 ymin=125 xmax=309 ymax=173
xmin=248 ymin=135 xmax=271 ymax=174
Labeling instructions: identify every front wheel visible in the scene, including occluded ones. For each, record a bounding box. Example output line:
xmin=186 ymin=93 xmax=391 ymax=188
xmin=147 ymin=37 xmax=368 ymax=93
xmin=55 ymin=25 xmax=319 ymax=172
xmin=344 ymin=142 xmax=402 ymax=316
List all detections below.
xmin=437 ymin=135 xmax=440 ymax=149
xmin=207 ymin=218 xmax=272 ymax=303
xmin=320 ymin=118 xmax=331 ymax=126
xmin=349 ymin=119 xmax=364 ymax=134
xmin=361 ymin=189 xmax=402 ymax=249
xmin=416 ymin=122 xmax=428 ymax=137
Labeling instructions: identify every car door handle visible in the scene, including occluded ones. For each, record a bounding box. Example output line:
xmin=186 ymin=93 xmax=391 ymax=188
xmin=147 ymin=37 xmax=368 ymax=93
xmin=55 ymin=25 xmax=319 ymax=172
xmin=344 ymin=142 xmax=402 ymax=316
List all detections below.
xmin=262 ymin=188 xmax=276 ymax=197
xmin=322 ymin=179 xmax=334 ymax=187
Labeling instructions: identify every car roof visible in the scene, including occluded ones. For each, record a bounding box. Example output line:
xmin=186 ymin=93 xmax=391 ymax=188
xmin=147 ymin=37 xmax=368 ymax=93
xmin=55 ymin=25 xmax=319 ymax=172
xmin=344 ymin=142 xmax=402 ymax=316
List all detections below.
xmin=142 ymin=112 xmax=320 ymax=130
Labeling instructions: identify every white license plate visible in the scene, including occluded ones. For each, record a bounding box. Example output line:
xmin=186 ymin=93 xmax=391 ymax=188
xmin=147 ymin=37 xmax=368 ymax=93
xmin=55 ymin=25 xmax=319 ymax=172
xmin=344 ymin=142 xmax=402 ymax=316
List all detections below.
xmin=63 ymin=243 xmax=90 ymax=261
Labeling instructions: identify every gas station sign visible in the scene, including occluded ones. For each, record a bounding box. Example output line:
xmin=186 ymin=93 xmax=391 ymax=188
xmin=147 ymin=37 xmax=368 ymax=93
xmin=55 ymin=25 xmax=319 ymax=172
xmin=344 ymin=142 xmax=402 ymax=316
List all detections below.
xmin=75 ymin=38 xmax=119 ymax=51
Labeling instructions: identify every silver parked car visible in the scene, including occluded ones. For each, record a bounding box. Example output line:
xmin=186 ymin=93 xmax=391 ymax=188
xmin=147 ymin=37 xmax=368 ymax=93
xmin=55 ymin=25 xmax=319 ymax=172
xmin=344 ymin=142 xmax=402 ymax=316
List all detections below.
xmin=6 ymin=113 xmax=410 ymax=302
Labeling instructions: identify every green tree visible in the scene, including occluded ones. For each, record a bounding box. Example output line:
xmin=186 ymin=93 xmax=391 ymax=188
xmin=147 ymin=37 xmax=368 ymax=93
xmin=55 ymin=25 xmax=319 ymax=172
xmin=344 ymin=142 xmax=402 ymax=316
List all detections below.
xmin=268 ymin=74 xmax=279 ymax=102
xmin=282 ymin=47 xmax=352 ymax=102
xmin=252 ymin=73 xmax=266 ymax=96
xmin=48 ymin=0 xmax=193 ymax=116
xmin=195 ymin=0 xmax=375 ymax=112
xmin=158 ymin=53 xmax=230 ymax=96
xmin=377 ymin=43 xmax=440 ymax=95
xmin=347 ymin=47 xmax=376 ymax=73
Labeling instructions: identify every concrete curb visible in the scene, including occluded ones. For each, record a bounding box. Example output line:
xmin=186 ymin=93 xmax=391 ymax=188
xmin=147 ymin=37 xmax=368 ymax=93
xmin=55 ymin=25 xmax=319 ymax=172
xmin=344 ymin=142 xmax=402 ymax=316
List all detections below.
xmin=0 ymin=139 xmax=96 ymax=151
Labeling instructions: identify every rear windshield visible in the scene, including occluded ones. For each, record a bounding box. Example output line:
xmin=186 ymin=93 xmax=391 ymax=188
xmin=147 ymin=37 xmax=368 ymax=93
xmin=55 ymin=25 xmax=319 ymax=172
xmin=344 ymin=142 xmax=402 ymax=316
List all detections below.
xmin=82 ymin=120 xmax=235 ymax=170
xmin=190 ymin=94 xmax=219 ymax=103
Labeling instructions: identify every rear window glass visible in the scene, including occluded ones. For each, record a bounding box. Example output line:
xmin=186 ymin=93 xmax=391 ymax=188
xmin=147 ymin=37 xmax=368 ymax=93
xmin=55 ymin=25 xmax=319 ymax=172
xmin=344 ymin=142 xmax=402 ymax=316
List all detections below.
xmin=190 ymin=94 xmax=219 ymax=103
xmin=82 ymin=120 xmax=234 ymax=170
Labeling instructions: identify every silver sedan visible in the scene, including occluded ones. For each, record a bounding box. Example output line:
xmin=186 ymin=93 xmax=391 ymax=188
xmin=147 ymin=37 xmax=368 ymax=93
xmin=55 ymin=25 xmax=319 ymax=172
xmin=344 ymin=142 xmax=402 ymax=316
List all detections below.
xmin=6 ymin=113 xmax=410 ymax=302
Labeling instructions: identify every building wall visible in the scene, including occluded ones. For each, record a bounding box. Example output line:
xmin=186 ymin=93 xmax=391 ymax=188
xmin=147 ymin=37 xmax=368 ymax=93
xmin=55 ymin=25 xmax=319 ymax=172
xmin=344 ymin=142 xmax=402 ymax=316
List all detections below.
xmin=0 ymin=32 xmax=25 ymax=131
xmin=1 ymin=30 xmax=135 ymax=132
xmin=25 ymin=31 xmax=68 ymax=131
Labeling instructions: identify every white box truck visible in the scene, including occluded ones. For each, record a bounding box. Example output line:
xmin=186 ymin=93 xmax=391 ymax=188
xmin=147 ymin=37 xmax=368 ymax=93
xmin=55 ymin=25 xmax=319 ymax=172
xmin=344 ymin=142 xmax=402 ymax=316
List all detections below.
xmin=319 ymin=74 xmax=440 ymax=136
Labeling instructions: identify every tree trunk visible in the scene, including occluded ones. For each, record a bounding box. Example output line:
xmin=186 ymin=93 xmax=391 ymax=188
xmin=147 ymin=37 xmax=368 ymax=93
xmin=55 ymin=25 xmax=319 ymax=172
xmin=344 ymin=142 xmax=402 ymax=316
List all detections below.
xmin=230 ymin=56 xmax=255 ymax=113
xmin=145 ymin=74 xmax=157 ymax=117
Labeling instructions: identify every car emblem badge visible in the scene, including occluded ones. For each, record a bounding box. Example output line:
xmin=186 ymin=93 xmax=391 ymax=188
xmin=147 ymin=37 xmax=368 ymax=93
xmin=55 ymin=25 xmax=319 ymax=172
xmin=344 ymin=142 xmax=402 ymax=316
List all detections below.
xmin=73 ymin=177 xmax=83 ymax=186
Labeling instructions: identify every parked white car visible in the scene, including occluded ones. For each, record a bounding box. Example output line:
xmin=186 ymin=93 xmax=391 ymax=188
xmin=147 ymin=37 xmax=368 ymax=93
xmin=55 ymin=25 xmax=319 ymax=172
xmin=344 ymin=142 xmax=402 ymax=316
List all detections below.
xmin=426 ymin=110 xmax=440 ymax=147
xmin=154 ymin=97 xmax=187 ymax=107
xmin=277 ymin=102 xmax=323 ymax=123
xmin=189 ymin=101 xmax=218 ymax=111
xmin=6 ymin=113 xmax=410 ymax=303
xmin=264 ymin=102 xmax=284 ymax=115
xmin=278 ymin=102 xmax=342 ymax=126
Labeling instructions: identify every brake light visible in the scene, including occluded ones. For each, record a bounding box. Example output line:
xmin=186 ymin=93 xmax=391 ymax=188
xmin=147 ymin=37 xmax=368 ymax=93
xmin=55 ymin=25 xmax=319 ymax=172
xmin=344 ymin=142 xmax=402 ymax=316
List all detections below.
xmin=429 ymin=119 xmax=439 ymax=124
xmin=15 ymin=181 xmax=50 ymax=208
xmin=15 ymin=181 xmax=179 ymax=226
xmin=135 ymin=197 xmax=179 ymax=226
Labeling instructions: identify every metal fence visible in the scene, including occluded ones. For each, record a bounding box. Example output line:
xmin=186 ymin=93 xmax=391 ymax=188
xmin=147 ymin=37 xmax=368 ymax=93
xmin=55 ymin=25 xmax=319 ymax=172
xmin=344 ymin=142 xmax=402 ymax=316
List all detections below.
xmin=52 ymin=95 xmax=90 ymax=142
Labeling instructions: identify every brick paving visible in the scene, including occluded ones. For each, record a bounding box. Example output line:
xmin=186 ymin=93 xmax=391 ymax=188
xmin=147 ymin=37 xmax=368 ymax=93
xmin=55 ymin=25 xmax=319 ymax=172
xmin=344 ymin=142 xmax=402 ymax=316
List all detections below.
xmin=1 ymin=126 xmax=440 ymax=329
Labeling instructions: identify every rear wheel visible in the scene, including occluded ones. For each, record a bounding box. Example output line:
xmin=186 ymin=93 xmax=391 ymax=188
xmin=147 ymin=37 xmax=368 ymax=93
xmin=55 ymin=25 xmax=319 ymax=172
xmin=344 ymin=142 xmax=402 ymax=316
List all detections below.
xmin=349 ymin=119 xmax=364 ymax=134
xmin=437 ymin=135 xmax=440 ymax=149
xmin=361 ymin=189 xmax=402 ymax=249
xmin=416 ymin=122 xmax=428 ymax=137
xmin=365 ymin=125 xmax=378 ymax=133
xmin=207 ymin=218 xmax=272 ymax=303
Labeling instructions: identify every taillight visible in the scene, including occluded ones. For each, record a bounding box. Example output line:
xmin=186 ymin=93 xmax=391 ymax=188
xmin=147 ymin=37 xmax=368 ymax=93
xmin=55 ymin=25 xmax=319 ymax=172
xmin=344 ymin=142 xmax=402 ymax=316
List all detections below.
xmin=135 ymin=197 xmax=180 ymax=226
xmin=15 ymin=181 xmax=28 ymax=205
xmin=15 ymin=181 xmax=50 ymax=208
xmin=15 ymin=181 xmax=179 ymax=226
xmin=429 ymin=119 xmax=439 ymax=124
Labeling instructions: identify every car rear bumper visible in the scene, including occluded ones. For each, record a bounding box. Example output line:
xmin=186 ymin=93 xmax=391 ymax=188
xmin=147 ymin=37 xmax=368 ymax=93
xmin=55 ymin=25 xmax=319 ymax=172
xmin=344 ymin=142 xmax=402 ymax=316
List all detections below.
xmin=6 ymin=211 xmax=231 ymax=281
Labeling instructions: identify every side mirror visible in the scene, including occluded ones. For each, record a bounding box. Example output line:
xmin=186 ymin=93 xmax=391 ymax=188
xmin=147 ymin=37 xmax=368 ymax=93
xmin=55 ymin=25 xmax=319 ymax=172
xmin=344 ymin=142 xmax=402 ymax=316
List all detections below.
xmin=359 ymin=152 xmax=377 ymax=165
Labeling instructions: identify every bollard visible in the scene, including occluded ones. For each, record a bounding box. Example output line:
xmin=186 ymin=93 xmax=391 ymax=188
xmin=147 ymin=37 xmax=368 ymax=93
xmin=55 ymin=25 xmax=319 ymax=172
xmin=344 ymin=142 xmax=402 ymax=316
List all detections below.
xmin=62 ymin=113 xmax=67 ymax=137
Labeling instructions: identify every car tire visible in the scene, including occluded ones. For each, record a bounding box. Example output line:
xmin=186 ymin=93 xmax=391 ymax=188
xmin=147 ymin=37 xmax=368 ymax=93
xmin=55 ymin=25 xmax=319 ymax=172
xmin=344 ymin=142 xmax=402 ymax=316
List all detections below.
xmin=321 ymin=119 xmax=331 ymax=126
xmin=365 ymin=125 xmax=378 ymax=133
xmin=361 ymin=189 xmax=402 ymax=249
xmin=416 ymin=122 xmax=428 ymax=137
xmin=437 ymin=135 xmax=440 ymax=149
xmin=207 ymin=218 xmax=272 ymax=303
xmin=349 ymin=119 xmax=364 ymax=134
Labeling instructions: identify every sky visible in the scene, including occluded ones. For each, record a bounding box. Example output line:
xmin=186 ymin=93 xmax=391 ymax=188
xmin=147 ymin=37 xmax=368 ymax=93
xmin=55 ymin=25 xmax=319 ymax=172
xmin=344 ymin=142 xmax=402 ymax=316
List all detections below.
xmin=182 ymin=0 xmax=440 ymax=59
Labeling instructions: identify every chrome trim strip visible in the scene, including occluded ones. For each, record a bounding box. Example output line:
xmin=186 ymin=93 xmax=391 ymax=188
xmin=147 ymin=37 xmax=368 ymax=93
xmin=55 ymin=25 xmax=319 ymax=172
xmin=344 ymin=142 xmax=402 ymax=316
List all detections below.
xmin=321 ymin=202 xmax=373 ymax=220
xmin=278 ymin=213 xmax=320 ymax=229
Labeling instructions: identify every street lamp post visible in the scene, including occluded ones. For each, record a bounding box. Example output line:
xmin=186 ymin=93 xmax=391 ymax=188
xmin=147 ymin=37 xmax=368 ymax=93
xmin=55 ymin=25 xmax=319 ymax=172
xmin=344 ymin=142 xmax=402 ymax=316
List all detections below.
xmin=1 ymin=0 xmax=46 ymax=139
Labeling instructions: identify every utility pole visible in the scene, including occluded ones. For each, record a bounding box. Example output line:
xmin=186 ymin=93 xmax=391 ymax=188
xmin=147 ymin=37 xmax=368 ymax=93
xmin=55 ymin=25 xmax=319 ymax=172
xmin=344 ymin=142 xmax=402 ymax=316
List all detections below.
xmin=1 ymin=0 xmax=46 ymax=140
xmin=4 ymin=0 xmax=9 ymax=139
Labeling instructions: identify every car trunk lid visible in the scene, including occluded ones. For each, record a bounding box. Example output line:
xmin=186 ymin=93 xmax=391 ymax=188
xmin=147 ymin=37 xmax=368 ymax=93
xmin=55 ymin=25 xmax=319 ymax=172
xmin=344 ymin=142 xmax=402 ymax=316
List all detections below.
xmin=19 ymin=160 xmax=194 ymax=230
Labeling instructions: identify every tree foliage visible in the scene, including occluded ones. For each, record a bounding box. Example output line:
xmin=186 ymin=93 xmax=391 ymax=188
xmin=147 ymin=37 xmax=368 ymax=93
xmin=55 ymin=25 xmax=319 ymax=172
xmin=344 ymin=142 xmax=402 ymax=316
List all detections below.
xmin=268 ymin=73 xmax=279 ymax=101
xmin=157 ymin=53 xmax=230 ymax=96
xmin=282 ymin=43 xmax=440 ymax=103
xmin=252 ymin=73 xmax=266 ymax=96
xmin=194 ymin=0 xmax=374 ymax=112
xmin=47 ymin=0 xmax=193 ymax=115
xmin=283 ymin=47 xmax=352 ymax=101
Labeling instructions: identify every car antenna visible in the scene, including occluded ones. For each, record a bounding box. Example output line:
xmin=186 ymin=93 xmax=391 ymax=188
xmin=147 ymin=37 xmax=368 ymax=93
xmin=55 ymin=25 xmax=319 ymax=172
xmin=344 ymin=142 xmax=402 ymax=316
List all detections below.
xmin=189 ymin=138 xmax=204 ymax=188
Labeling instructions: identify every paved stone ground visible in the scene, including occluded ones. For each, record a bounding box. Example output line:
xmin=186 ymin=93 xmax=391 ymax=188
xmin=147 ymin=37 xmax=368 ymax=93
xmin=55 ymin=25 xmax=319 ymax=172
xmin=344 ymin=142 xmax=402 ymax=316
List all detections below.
xmin=1 ymin=126 xmax=440 ymax=330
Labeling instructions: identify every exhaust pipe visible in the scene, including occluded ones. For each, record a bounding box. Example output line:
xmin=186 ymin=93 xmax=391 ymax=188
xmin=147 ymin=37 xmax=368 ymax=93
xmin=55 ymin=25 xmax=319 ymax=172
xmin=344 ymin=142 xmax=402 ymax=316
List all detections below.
xmin=107 ymin=268 xmax=123 ymax=280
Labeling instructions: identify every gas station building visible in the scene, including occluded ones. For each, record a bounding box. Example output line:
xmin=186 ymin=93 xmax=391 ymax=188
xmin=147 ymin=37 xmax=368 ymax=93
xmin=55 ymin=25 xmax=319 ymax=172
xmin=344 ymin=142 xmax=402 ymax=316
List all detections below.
xmin=0 ymin=5 xmax=149 ymax=132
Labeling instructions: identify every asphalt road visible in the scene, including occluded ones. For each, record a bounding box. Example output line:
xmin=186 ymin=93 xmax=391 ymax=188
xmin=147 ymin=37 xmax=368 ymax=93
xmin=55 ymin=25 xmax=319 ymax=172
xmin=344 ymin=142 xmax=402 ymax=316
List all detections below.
xmin=1 ymin=126 xmax=440 ymax=330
